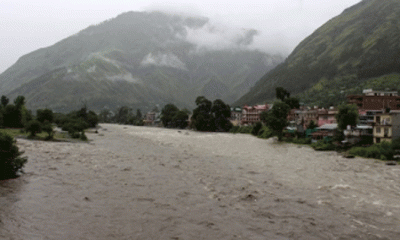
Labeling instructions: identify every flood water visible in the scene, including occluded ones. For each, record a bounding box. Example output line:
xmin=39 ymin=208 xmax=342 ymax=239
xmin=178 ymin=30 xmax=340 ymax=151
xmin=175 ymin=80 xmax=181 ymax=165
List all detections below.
xmin=1 ymin=124 xmax=400 ymax=239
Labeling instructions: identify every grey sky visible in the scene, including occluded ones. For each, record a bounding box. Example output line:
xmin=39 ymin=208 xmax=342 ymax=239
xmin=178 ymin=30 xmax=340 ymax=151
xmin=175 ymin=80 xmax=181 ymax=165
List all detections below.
xmin=0 ymin=0 xmax=360 ymax=73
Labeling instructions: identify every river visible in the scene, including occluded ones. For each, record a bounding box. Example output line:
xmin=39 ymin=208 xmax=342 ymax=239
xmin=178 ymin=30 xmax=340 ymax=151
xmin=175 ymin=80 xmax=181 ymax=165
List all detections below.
xmin=1 ymin=124 xmax=399 ymax=239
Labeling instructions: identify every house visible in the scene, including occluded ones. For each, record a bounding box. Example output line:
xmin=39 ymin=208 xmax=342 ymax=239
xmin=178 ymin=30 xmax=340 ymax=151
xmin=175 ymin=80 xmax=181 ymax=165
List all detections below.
xmin=343 ymin=125 xmax=373 ymax=145
xmin=288 ymin=106 xmax=331 ymax=131
xmin=373 ymin=111 xmax=400 ymax=143
xmin=241 ymin=104 xmax=269 ymax=125
xmin=230 ymin=107 xmax=242 ymax=126
xmin=347 ymin=89 xmax=400 ymax=110
xmin=311 ymin=124 xmax=338 ymax=142
xmin=358 ymin=109 xmax=383 ymax=125
xmin=144 ymin=111 xmax=161 ymax=126
xmin=317 ymin=107 xmax=337 ymax=126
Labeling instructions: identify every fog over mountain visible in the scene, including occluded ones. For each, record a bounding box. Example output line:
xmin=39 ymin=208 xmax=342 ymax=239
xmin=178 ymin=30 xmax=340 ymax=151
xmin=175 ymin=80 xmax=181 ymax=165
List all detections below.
xmin=0 ymin=0 xmax=361 ymax=73
xmin=0 ymin=11 xmax=283 ymax=112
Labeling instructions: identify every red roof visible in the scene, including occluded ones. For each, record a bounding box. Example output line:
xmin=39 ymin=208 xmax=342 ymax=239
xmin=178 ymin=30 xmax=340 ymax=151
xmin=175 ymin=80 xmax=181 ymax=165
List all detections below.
xmin=243 ymin=104 xmax=269 ymax=110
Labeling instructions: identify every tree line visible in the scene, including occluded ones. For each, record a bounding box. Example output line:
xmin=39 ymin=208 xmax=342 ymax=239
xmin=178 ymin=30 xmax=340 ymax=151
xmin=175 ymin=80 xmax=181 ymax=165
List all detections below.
xmin=1 ymin=95 xmax=99 ymax=180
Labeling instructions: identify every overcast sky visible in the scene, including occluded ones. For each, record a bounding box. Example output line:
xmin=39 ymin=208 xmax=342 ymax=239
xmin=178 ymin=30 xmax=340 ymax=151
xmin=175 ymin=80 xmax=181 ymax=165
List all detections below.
xmin=0 ymin=0 xmax=361 ymax=73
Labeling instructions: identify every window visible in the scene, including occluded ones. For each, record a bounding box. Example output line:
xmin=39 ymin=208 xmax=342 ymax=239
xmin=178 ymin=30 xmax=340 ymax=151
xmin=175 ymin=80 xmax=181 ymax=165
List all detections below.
xmin=384 ymin=128 xmax=389 ymax=137
xmin=376 ymin=116 xmax=380 ymax=123
xmin=376 ymin=127 xmax=381 ymax=133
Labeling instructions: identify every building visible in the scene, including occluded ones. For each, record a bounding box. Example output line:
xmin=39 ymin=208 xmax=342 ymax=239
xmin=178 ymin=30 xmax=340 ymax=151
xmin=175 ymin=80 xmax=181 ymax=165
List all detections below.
xmin=311 ymin=123 xmax=338 ymax=142
xmin=288 ymin=106 xmax=327 ymax=130
xmin=144 ymin=111 xmax=161 ymax=126
xmin=317 ymin=107 xmax=338 ymax=126
xmin=347 ymin=89 xmax=400 ymax=110
xmin=230 ymin=107 xmax=242 ymax=126
xmin=358 ymin=109 xmax=383 ymax=125
xmin=344 ymin=125 xmax=373 ymax=145
xmin=241 ymin=104 xmax=269 ymax=125
xmin=373 ymin=111 xmax=400 ymax=143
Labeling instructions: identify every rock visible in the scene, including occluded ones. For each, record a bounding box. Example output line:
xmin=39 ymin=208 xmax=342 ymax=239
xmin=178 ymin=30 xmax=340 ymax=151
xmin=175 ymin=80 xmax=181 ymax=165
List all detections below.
xmin=342 ymin=153 xmax=355 ymax=158
xmin=386 ymin=161 xmax=397 ymax=166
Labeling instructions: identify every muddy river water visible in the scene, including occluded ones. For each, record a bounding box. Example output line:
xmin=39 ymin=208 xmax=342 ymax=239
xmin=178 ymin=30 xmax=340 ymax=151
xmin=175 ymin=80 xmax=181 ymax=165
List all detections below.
xmin=1 ymin=124 xmax=400 ymax=239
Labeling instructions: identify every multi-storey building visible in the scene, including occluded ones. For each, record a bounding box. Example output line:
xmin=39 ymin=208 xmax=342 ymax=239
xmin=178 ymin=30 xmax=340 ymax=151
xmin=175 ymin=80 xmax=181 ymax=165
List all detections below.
xmin=347 ymin=89 xmax=400 ymax=110
xmin=144 ymin=111 xmax=161 ymax=126
xmin=288 ymin=106 xmax=328 ymax=129
xmin=317 ymin=107 xmax=338 ymax=126
xmin=373 ymin=111 xmax=400 ymax=143
xmin=241 ymin=104 xmax=269 ymax=125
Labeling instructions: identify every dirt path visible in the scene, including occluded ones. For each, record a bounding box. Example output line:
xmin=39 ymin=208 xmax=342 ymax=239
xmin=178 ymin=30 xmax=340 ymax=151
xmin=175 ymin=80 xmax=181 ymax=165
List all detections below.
xmin=1 ymin=124 xmax=400 ymax=239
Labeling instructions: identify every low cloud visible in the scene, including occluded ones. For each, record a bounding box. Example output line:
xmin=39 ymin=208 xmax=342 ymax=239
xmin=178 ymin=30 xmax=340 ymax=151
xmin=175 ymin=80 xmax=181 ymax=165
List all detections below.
xmin=175 ymin=19 xmax=260 ymax=51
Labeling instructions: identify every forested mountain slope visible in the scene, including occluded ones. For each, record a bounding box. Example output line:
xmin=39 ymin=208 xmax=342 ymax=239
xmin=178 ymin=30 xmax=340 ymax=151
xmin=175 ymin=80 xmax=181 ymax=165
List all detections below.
xmin=236 ymin=0 xmax=400 ymax=107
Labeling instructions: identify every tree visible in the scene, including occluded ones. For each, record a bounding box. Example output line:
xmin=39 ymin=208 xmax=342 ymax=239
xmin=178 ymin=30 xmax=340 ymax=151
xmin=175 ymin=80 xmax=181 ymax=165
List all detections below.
xmin=0 ymin=111 xmax=3 ymax=128
xmin=86 ymin=111 xmax=98 ymax=128
xmin=284 ymin=97 xmax=300 ymax=109
xmin=211 ymin=99 xmax=232 ymax=132
xmin=99 ymin=109 xmax=112 ymax=123
xmin=161 ymin=104 xmax=179 ymax=127
xmin=0 ymin=132 xmax=27 ymax=179
xmin=25 ymin=120 xmax=42 ymax=137
xmin=114 ymin=106 xmax=132 ymax=124
xmin=262 ymin=101 xmax=291 ymax=140
xmin=336 ymin=104 xmax=359 ymax=130
xmin=307 ymin=120 xmax=318 ymax=130
xmin=42 ymin=121 xmax=54 ymax=139
xmin=172 ymin=110 xmax=189 ymax=129
xmin=14 ymin=96 xmax=25 ymax=108
xmin=1 ymin=95 xmax=9 ymax=108
xmin=276 ymin=87 xmax=290 ymax=101
xmin=191 ymin=96 xmax=215 ymax=131
xmin=191 ymin=97 xmax=232 ymax=132
xmin=2 ymin=96 xmax=29 ymax=128
xmin=3 ymin=105 xmax=21 ymax=128
xmin=76 ymin=105 xmax=88 ymax=121
xmin=136 ymin=109 xmax=142 ymax=120
xmin=37 ymin=109 xmax=54 ymax=123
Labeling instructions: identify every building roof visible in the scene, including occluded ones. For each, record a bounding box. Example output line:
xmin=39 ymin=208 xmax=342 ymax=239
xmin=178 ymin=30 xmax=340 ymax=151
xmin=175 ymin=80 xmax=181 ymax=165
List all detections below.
xmin=242 ymin=104 xmax=269 ymax=110
xmin=317 ymin=124 xmax=338 ymax=130
xmin=356 ymin=125 xmax=373 ymax=130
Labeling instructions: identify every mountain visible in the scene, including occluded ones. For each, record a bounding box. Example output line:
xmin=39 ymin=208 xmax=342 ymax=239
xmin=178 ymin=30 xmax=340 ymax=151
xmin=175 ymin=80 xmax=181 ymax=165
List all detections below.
xmin=236 ymin=0 xmax=400 ymax=107
xmin=0 ymin=11 xmax=283 ymax=112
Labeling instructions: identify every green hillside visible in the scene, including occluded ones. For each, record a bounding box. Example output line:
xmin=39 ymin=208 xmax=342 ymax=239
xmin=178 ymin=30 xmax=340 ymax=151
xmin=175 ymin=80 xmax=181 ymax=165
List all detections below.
xmin=0 ymin=11 xmax=283 ymax=112
xmin=236 ymin=0 xmax=400 ymax=107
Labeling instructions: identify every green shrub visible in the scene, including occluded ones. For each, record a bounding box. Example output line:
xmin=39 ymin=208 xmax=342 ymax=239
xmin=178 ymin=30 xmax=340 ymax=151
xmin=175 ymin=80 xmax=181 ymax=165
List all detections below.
xmin=80 ymin=131 xmax=88 ymax=141
xmin=239 ymin=126 xmax=253 ymax=134
xmin=311 ymin=140 xmax=336 ymax=151
xmin=258 ymin=126 xmax=274 ymax=139
xmin=62 ymin=118 xmax=89 ymax=137
xmin=290 ymin=137 xmax=312 ymax=144
xmin=229 ymin=126 xmax=240 ymax=133
xmin=348 ymin=141 xmax=394 ymax=160
xmin=0 ymin=132 xmax=27 ymax=179
xmin=251 ymin=122 xmax=263 ymax=136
